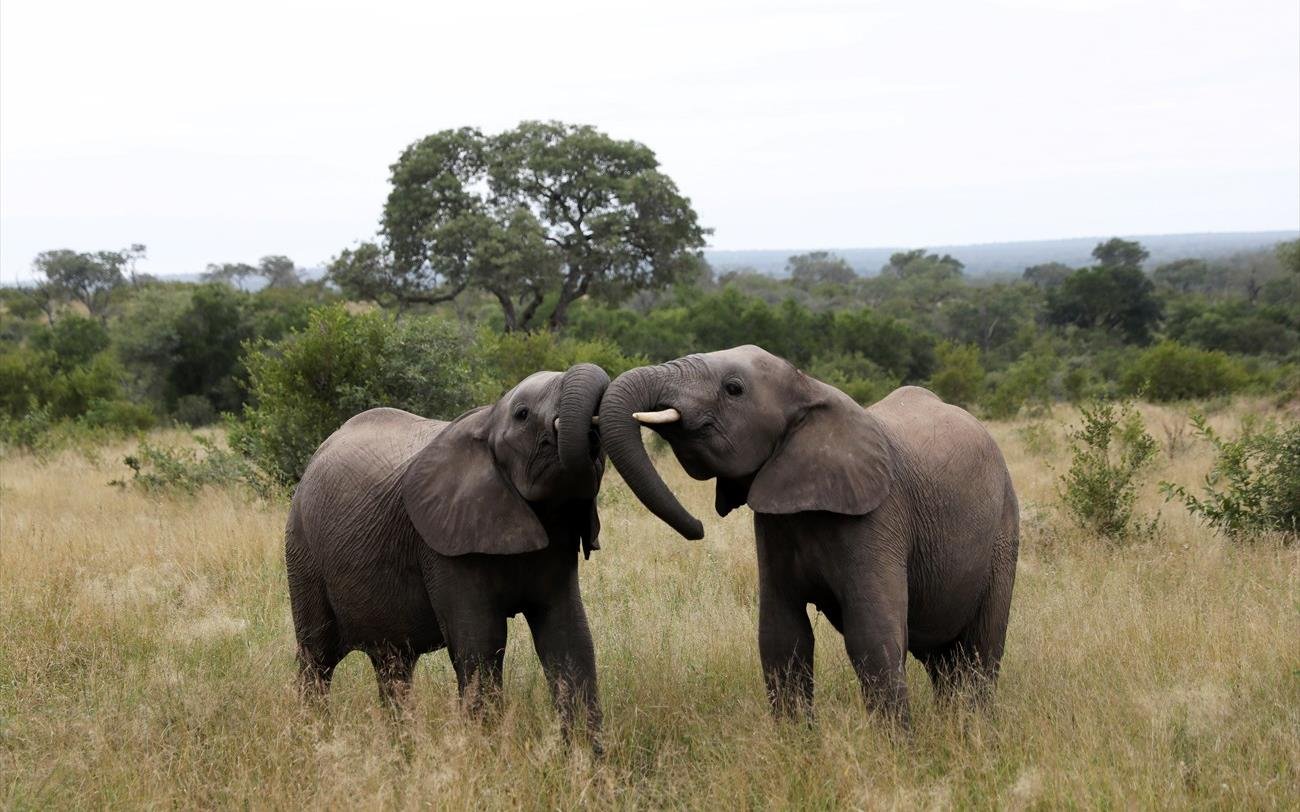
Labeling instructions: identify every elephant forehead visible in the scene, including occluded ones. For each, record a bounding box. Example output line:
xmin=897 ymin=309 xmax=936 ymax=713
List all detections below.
xmin=510 ymin=371 xmax=563 ymax=399
xmin=697 ymin=345 xmax=792 ymax=379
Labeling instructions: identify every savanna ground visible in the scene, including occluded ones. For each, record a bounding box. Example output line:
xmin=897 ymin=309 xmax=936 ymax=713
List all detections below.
xmin=1 ymin=400 xmax=1297 ymax=809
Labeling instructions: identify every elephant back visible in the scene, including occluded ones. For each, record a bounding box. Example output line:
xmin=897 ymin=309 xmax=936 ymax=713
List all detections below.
xmin=292 ymin=408 xmax=448 ymax=549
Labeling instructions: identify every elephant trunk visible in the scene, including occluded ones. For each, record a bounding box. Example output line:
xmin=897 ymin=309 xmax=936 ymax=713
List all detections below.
xmin=557 ymin=363 xmax=610 ymax=472
xmin=598 ymin=365 xmax=704 ymax=540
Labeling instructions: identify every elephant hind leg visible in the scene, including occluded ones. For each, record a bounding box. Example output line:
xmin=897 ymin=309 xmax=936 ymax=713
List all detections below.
xmin=289 ymin=571 xmax=342 ymax=702
xmin=367 ymin=645 xmax=419 ymax=711
xmin=923 ymin=547 xmax=1016 ymax=708
xmin=919 ymin=640 xmax=991 ymax=707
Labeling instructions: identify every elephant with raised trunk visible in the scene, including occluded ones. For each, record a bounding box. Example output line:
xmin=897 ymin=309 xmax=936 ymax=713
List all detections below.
xmin=286 ymin=363 xmax=609 ymax=747
xmin=598 ymin=346 xmax=1019 ymax=725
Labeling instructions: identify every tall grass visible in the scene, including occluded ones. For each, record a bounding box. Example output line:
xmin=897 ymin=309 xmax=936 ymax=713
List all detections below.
xmin=2 ymin=403 xmax=1296 ymax=808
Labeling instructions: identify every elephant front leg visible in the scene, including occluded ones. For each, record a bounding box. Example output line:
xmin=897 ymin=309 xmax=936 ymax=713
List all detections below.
xmin=525 ymin=591 xmax=603 ymax=754
xmin=444 ymin=613 xmax=508 ymax=719
xmin=758 ymin=586 xmax=815 ymax=721
xmin=840 ymin=590 xmax=910 ymax=728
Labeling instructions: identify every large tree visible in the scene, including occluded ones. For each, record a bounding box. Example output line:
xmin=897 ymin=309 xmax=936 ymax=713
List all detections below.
xmin=1046 ymin=265 xmax=1162 ymax=344
xmin=787 ymin=251 xmax=855 ymax=287
xmin=1091 ymin=237 xmax=1149 ymax=271
xmin=32 ymin=249 xmax=127 ymax=321
xmin=343 ymin=121 xmax=708 ymax=331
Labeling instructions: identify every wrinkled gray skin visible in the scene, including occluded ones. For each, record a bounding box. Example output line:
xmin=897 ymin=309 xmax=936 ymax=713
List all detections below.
xmin=599 ymin=346 xmax=1019 ymax=725
xmin=287 ymin=364 xmax=608 ymax=747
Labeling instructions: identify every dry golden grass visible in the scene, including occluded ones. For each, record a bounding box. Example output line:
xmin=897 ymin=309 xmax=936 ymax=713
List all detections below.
xmin=2 ymin=403 xmax=1297 ymax=809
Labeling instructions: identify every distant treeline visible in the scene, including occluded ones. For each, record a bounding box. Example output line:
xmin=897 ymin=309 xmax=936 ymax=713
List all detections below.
xmin=1 ymin=120 xmax=1297 ymax=464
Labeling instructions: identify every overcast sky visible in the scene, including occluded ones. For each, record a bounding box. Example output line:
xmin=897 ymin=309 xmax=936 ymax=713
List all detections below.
xmin=2 ymin=0 xmax=1297 ymax=282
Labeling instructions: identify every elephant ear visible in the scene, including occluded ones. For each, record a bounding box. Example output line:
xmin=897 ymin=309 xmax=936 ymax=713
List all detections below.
xmin=401 ymin=407 xmax=549 ymax=556
xmin=747 ymin=381 xmax=894 ymax=516
xmin=572 ymin=498 xmax=601 ymax=560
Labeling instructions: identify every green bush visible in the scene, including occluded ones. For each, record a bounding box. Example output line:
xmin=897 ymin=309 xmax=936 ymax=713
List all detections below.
xmin=805 ymin=353 xmax=901 ymax=405
xmin=1121 ymin=341 xmax=1249 ymax=401
xmin=229 ymin=305 xmax=480 ymax=486
xmin=0 ymin=348 xmax=52 ymax=419
xmin=1060 ymin=399 xmax=1159 ymax=540
xmin=173 ymin=394 xmax=218 ymax=427
xmin=45 ymin=353 xmax=128 ymax=420
xmin=474 ymin=329 xmax=646 ymax=400
xmin=983 ymin=346 xmax=1058 ymax=419
xmin=1161 ymin=416 xmax=1299 ymax=538
xmin=30 ymin=315 xmax=110 ymax=371
xmin=81 ymin=398 xmax=156 ymax=432
xmin=928 ymin=341 xmax=984 ymax=408
xmin=116 ymin=435 xmax=269 ymax=496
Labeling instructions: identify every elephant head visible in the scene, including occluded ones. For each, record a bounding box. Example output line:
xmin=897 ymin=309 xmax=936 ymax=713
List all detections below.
xmin=403 ymin=363 xmax=610 ymax=556
xmin=598 ymin=345 xmax=894 ymax=539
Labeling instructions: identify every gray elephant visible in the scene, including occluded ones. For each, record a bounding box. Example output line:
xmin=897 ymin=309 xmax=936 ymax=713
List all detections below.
xmin=598 ymin=346 xmax=1019 ymax=725
xmin=286 ymin=364 xmax=609 ymax=745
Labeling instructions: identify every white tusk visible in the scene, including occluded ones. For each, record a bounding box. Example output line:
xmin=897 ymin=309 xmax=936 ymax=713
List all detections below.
xmin=632 ymin=408 xmax=681 ymax=425
xmin=554 ymin=417 xmax=560 ymax=431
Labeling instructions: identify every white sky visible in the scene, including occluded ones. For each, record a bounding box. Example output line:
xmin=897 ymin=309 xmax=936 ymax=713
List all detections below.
xmin=2 ymin=0 xmax=1297 ymax=281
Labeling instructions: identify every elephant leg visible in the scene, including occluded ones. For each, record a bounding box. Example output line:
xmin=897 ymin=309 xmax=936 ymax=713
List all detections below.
xmin=919 ymin=641 xmax=982 ymax=706
xmin=444 ymin=614 xmax=508 ymax=719
xmin=368 ymin=644 xmax=419 ymax=710
xmin=525 ymin=589 xmax=603 ymax=753
xmin=758 ymin=584 xmax=815 ymax=720
xmin=928 ymin=557 xmax=1016 ymax=709
xmin=839 ymin=584 xmax=910 ymax=727
xmin=289 ymin=573 xmax=341 ymax=702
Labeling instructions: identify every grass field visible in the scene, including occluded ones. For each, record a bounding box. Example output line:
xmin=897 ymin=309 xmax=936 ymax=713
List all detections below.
xmin=2 ymin=402 xmax=1297 ymax=809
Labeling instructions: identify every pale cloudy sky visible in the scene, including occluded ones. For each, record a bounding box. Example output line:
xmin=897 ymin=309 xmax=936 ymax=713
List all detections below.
xmin=1 ymin=0 xmax=1297 ymax=281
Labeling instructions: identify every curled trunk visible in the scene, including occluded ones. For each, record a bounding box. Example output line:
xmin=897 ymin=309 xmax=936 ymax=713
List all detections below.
xmin=598 ymin=365 xmax=704 ymax=540
xmin=557 ymin=363 xmax=610 ymax=472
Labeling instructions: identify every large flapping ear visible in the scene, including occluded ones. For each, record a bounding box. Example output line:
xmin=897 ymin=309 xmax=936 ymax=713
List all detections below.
xmin=715 ymin=475 xmax=753 ymax=518
xmin=571 ymin=498 xmax=601 ymax=560
xmin=401 ymin=407 xmax=549 ymax=556
xmin=746 ymin=378 xmax=895 ymax=516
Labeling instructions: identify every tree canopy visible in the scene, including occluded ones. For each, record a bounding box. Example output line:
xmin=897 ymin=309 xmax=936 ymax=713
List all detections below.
xmin=787 ymin=251 xmax=856 ymax=287
xmin=335 ymin=121 xmax=709 ymax=331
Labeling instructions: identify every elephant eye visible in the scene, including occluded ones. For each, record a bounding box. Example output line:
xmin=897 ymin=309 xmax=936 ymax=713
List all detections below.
xmin=513 ymin=406 xmax=529 ymax=422
xmin=724 ymin=379 xmax=744 ymax=397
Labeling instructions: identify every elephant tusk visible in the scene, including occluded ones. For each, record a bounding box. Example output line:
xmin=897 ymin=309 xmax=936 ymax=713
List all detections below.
xmin=632 ymin=408 xmax=681 ymax=425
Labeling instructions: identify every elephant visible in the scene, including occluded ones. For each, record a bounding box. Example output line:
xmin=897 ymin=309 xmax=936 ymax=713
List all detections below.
xmin=285 ymin=363 xmax=609 ymax=746
xmin=597 ymin=345 xmax=1019 ymax=725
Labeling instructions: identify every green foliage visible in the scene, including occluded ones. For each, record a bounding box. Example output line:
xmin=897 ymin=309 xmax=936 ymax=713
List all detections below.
xmin=1046 ymin=266 xmax=1163 ymax=344
xmin=1164 ymin=298 xmax=1298 ymax=356
xmin=983 ymin=345 xmax=1058 ymax=419
xmin=32 ymin=247 xmax=128 ymax=319
xmin=371 ymin=120 xmax=708 ymax=330
xmin=805 ymin=353 xmax=901 ymax=405
xmin=473 ymin=330 xmax=646 ymax=400
xmin=229 ymin=305 xmax=479 ymax=486
xmin=787 ymin=251 xmax=855 ymax=288
xmin=1016 ymin=421 xmax=1058 ymax=457
xmin=0 ymin=347 xmax=52 ymax=419
xmin=167 ymin=284 xmax=254 ymax=413
xmin=1092 ymin=238 xmax=1150 ymax=271
xmin=1152 ymin=258 xmax=1209 ymax=294
xmin=1060 ymin=400 xmax=1159 ymax=540
xmin=1276 ymin=239 xmax=1300 ymax=275
xmin=30 ymin=315 xmax=110 ymax=370
xmin=1161 ymin=416 xmax=1299 ymax=539
xmin=1121 ymin=341 xmax=1249 ymax=401
xmin=173 ymin=395 xmax=218 ymax=427
xmin=928 ymin=341 xmax=984 ymax=408
xmin=117 ymin=435 xmax=270 ymax=496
